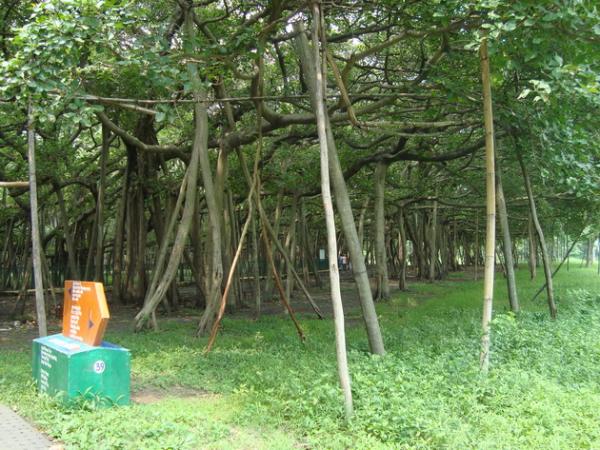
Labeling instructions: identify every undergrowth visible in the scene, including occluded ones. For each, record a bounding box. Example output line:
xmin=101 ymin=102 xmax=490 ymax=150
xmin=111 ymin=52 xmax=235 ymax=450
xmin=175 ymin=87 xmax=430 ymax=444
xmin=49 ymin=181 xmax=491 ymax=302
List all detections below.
xmin=1 ymin=266 xmax=599 ymax=449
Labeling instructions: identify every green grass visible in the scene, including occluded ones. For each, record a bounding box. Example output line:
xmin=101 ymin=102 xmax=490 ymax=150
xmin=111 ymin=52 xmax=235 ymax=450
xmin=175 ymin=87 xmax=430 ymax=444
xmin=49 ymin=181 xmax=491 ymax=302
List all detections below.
xmin=1 ymin=265 xmax=600 ymax=449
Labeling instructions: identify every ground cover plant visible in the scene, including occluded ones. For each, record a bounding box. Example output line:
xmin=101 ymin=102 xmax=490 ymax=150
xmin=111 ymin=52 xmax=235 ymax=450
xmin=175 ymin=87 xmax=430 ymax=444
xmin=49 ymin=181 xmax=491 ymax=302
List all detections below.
xmin=1 ymin=265 xmax=599 ymax=449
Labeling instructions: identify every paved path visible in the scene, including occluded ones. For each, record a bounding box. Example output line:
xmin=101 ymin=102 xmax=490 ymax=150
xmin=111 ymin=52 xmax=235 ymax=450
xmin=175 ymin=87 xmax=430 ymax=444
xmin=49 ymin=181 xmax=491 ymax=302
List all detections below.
xmin=0 ymin=405 xmax=58 ymax=450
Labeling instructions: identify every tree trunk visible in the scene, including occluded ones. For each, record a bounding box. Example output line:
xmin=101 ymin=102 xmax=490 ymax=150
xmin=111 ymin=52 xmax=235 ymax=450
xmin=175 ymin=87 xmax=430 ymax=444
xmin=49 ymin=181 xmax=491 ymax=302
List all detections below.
xmin=41 ymin=249 xmax=59 ymax=313
xmin=251 ymin=211 xmax=262 ymax=317
xmin=398 ymin=210 xmax=407 ymax=290
xmin=135 ymin=169 xmax=189 ymax=328
xmin=56 ymin=187 xmax=80 ymax=279
xmin=528 ymin=214 xmax=537 ymax=279
xmin=597 ymin=234 xmax=600 ymax=275
xmin=517 ymin=152 xmax=557 ymax=318
xmin=585 ymin=238 xmax=592 ymax=267
xmin=285 ymin=196 xmax=298 ymax=300
xmin=0 ymin=218 xmax=13 ymax=287
xmin=405 ymin=213 xmax=423 ymax=279
xmin=136 ymin=157 xmax=199 ymax=327
xmin=12 ymin=231 xmax=31 ymax=318
xmin=205 ymin=182 xmax=259 ymax=351
xmin=295 ymin=22 xmax=385 ymax=355
xmin=474 ymin=213 xmax=480 ymax=280
xmin=94 ymin=124 xmax=109 ymax=281
xmin=263 ymin=192 xmax=283 ymax=299
xmin=479 ymin=39 xmax=496 ymax=372
xmin=310 ymin=6 xmax=353 ymax=418
xmin=215 ymin=148 xmax=232 ymax=310
xmin=84 ymin=207 xmax=98 ymax=280
xmin=374 ymin=162 xmax=390 ymax=300
xmin=428 ymin=199 xmax=438 ymax=282
xmin=299 ymin=198 xmax=311 ymax=286
xmin=136 ymin=7 xmax=217 ymax=331
xmin=132 ymin=181 xmax=148 ymax=301
xmin=496 ymin=164 xmax=519 ymax=313
xmin=112 ymin=166 xmax=128 ymax=302
xmin=189 ymin=194 xmax=208 ymax=307
xmin=180 ymin=11 xmax=224 ymax=336
xmin=357 ymin=198 xmax=369 ymax=252
xmin=27 ymin=103 xmax=47 ymax=337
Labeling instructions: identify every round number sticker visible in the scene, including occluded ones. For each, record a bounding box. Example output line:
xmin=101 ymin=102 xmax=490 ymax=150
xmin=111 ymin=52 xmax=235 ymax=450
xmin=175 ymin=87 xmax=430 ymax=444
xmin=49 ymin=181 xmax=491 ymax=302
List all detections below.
xmin=93 ymin=360 xmax=106 ymax=374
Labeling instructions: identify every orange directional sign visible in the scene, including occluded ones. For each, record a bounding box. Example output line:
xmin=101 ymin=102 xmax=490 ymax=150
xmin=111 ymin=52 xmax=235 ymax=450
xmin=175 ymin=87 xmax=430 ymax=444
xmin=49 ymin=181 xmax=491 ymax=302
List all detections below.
xmin=62 ymin=281 xmax=110 ymax=346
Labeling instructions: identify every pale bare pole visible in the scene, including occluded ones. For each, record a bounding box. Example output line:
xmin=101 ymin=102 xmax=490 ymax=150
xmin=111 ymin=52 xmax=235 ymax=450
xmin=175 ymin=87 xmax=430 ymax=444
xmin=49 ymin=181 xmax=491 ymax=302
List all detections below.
xmin=517 ymin=151 xmax=557 ymax=319
xmin=27 ymin=102 xmax=48 ymax=337
xmin=310 ymin=2 xmax=353 ymax=419
xmin=0 ymin=181 xmax=29 ymax=188
xmin=479 ymin=38 xmax=496 ymax=373
xmin=496 ymin=165 xmax=519 ymax=313
xmin=295 ymin=18 xmax=385 ymax=355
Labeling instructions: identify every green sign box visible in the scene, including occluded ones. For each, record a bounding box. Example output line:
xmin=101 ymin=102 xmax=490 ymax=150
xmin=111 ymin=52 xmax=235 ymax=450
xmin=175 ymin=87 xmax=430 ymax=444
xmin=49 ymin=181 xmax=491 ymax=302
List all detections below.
xmin=32 ymin=334 xmax=130 ymax=406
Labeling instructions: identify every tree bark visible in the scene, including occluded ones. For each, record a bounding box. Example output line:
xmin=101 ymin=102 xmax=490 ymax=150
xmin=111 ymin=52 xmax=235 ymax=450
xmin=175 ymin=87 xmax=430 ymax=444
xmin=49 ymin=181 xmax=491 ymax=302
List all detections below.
xmin=84 ymin=206 xmax=98 ymax=280
xmin=27 ymin=103 xmax=47 ymax=337
xmin=251 ymin=210 xmax=262 ymax=317
xmin=310 ymin=5 xmax=353 ymax=418
xmin=94 ymin=124 xmax=109 ymax=281
xmin=285 ymin=195 xmax=298 ymax=300
xmin=263 ymin=192 xmax=283 ymax=299
xmin=357 ymin=198 xmax=369 ymax=253
xmin=496 ymin=164 xmax=519 ymax=313
xmin=299 ymin=198 xmax=311 ymax=286
xmin=215 ymin=147 xmax=232 ymax=309
xmin=474 ymin=213 xmax=480 ymax=280
xmin=479 ymin=39 xmax=496 ymax=372
xmin=137 ymin=172 xmax=188 ymax=324
xmin=517 ymin=152 xmax=557 ymax=318
xmin=56 ymin=187 xmax=80 ymax=279
xmin=428 ymin=199 xmax=438 ymax=282
xmin=295 ymin=22 xmax=385 ymax=355
xmin=41 ymin=249 xmax=59 ymax=313
xmin=181 ymin=10 xmax=224 ymax=336
xmin=398 ymin=210 xmax=407 ymax=290
xmin=112 ymin=166 xmax=128 ymax=302
xmin=528 ymin=214 xmax=537 ymax=279
xmin=136 ymin=7 xmax=214 ymax=331
xmin=0 ymin=218 xmax=14 ymax=287
xmin=374 ymin=162 xmax=390 ymax=300
xmin=134 ymin=149 xmax=196 ymax=330
xmin=12 ymin=231 xmax=31 ymax=318
xmin=205 ymin=187 xmax=258 ymax=351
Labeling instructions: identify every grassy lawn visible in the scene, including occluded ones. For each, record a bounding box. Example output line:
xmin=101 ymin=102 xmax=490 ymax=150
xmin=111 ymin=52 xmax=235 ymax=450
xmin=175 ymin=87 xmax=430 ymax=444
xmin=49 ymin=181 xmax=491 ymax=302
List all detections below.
xmin=1 ymin=264 xmax=600 ymax=449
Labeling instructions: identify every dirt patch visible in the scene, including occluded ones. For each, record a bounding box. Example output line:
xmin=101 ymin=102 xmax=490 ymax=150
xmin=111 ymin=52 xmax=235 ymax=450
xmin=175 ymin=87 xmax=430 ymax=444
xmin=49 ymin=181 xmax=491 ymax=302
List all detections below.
xmin=131 ymin=385 xmax=215 ymax=404
xmin=0 ymin=321 xmax=62 ymax=351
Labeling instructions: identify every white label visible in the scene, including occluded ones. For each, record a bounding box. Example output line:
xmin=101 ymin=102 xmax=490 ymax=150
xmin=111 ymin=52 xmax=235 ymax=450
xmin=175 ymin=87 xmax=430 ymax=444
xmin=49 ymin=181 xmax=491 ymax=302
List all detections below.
xmin=319 ymin=249 xmax=326 ymax=260
xmin=93 ymin=360 xmax=106 ymax=374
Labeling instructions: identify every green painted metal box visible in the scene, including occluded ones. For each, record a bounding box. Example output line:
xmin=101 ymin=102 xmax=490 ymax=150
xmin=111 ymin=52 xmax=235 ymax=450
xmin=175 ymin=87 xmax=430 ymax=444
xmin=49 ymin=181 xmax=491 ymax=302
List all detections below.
xmin=32 ymin=334 xmax=130 ymax=406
